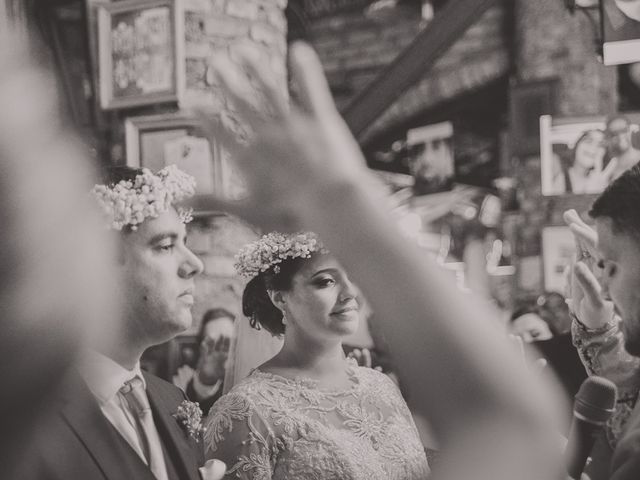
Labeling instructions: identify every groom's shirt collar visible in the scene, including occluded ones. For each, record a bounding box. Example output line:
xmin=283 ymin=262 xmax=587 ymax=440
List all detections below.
xmin=79 ymin=350 xmax=146 ymax=405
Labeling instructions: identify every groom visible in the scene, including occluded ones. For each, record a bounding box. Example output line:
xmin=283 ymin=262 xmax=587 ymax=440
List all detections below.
xmin=18 ymin=166 xmax=207 ymax=480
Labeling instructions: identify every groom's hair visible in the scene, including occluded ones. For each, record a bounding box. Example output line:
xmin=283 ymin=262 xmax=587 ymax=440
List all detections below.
xmin=590 ymin=164 xmax=640 ymax=240
xmin=99 ymin=165 xmax=145 ymax=235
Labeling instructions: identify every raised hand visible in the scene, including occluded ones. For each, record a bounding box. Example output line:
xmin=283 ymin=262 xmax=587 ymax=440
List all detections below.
xmin=191 ymin=42 xmax=371 ymax=232
xmin=197 ymin=335 xmax=231 ymax=386
xmin=563 ymin=209 xmax=614 ymax=329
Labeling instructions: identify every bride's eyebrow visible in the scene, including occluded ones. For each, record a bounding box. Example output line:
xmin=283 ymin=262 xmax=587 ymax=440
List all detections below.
xmin=311 ymin=268 xmax=339 ymax=278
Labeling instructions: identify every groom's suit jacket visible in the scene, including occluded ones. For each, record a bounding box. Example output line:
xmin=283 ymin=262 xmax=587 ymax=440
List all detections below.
xmin=15 ymin=370 xmax=204 ymax=480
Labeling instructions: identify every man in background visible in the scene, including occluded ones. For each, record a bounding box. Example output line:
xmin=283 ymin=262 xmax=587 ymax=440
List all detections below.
xmin=564 ymin=166 xmax=640 ymax=479
xmin=606 ymin=115 xmax=640 ymax=181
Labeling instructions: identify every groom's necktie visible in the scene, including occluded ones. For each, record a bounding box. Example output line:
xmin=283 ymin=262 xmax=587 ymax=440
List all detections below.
xmin=120 ymin=376 xmax=169 ymax=480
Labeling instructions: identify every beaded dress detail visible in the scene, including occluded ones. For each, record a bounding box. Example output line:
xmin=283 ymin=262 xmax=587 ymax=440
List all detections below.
xmin=204 ymin=364 xmax=429 ymax=479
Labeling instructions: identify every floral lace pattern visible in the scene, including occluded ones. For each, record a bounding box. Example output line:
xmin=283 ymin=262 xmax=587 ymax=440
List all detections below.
xmin=204 ymin=366 xmax=429 ymax=479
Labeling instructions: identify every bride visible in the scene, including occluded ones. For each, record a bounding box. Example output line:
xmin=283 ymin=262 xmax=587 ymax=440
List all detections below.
xmin=203 ymin=232 xmax=429 ymax=480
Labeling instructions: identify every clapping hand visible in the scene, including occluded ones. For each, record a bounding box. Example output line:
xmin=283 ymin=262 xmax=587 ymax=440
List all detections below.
xmin=190 ymin=42 xmax=372 ymax=232
xmin=563 ymin=209 xmax=615 ymax=329
xmin=197 ymin=335 xmax=231 ymax=386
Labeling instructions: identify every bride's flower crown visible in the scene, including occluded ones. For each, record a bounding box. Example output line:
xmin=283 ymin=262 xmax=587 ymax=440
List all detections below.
xmin=92 ymin=165 xmax=196 ymax=231
xmin=234 ymin=232 xmax=328 ymax=278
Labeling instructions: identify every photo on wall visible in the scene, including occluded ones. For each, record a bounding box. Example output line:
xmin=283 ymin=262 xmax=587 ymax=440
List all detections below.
xmin=601 ymin=0 xmax=640 ymax=65
xmin=540 ymin=112 xmax=640 ymax=196
xmin=125 ymin=112 xmax=224 ymax=214
xmin=406 ymin=121 xmax=455 ymax=196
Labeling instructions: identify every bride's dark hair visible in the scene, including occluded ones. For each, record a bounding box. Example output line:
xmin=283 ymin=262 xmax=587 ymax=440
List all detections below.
xmin=242 ymin=255 xmax=316 ymax=336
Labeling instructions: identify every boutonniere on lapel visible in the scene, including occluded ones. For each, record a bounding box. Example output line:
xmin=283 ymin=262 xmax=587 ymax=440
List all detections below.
xmin=173 ymin=400 xmax=205 ymax=441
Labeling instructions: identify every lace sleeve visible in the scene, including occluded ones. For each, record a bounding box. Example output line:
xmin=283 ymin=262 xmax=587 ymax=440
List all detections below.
xmin=203 ymin=392 xmax=278 ymax=480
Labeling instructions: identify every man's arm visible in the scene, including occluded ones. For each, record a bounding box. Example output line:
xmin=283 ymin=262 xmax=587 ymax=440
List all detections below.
xmin=572 ymin=316 xmax=640 ymax=447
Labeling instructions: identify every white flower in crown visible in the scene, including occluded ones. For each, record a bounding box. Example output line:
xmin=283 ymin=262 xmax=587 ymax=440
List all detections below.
xmin=234 ymin=232 xmax=328 ymax=278
xmin=92 ymin=165 xmax=196 ymax=231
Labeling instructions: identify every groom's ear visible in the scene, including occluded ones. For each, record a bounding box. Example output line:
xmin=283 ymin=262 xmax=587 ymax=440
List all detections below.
xmin=267 ymin=289 xmax=285 ymax=311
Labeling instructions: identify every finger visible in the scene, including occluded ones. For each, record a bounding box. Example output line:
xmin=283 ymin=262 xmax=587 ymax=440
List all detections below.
xmin=374 ymin=366 xmax=383 ymax=372
xmin=207 ymin=56 xmax=267 ymax=131
xmin=288 ymin=42 xmax=337 ymax=119
xmin=574 ymin=262 xmax=604 ymax=307
xmin=193 ymin=109 xmax=243 ymax=158
xmin=362 ymin=348 xmax=372 ymax=368
xmin=237 ymin=49 xmax=289 ymax=120
xmin=563 ymin=209 xmax=589 ymax=230
xmin=569 ymin=223 xmax=598 ymax=250
xmin=534 ymin=358 xmax=548 ymax=374
xmin=563 ymin=264 xmax=572 ymax=299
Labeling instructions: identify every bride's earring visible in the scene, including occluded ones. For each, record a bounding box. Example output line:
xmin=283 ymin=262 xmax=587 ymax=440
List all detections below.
xmin=281 ymin=310 xmax=288 ymax=325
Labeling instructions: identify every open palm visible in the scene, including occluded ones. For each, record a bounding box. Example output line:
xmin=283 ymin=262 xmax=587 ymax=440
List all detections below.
xmin=563 ymin=210 xmax=615 ymax=329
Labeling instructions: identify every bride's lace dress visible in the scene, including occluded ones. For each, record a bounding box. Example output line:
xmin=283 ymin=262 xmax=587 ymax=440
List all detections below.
xmin=204 ymin=364 xmax=429 ymax=479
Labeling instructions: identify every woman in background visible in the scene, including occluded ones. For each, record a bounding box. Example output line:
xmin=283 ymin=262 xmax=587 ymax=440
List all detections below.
xmin=554 ymin=130 xmax=609 ymax=194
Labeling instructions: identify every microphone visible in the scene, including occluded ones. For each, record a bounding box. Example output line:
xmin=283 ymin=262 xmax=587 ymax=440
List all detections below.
xmin=566 ymin=376 xmax=617 ymax=480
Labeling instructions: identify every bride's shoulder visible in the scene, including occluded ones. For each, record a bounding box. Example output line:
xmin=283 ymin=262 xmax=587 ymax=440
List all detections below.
xmin=353 ymin=365 xmax=400 ymax=391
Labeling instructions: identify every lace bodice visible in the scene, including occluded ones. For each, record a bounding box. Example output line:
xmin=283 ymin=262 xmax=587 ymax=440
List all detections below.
xmin=204 ymin=365 xmax=429 ymax=480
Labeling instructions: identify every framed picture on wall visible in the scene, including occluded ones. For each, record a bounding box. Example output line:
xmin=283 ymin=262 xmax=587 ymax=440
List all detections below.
xmin=97 ymin=0 xmax=185 ymax=109
xmin=541 ymin=226 xmax=576 ymax=293
xmin=540 ymin=112 xmax=640 ymax=196
xmin=601 ymin=0 xmax=640 ymax=65
xmin=125 ymin=112 xmax=222 ymax=212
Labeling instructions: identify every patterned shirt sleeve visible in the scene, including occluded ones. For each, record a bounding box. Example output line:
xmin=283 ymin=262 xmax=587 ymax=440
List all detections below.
xmin=572 ymin=316 xmax=640 ymax=447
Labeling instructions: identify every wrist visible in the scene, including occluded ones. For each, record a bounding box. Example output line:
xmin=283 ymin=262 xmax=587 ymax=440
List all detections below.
xmin=571 ymin=311 xmax=616 ymax=333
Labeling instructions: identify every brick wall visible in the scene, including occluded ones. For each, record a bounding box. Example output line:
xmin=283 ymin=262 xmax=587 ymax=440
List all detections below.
xmin=308 ymin=6 xmax=423 ymax=110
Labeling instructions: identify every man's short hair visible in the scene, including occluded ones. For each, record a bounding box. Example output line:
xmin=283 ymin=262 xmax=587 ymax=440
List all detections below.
xmin=197 ymin=308 xmax=236 ymax=345
xmin=590 ymin=164 xmax=640 ymax=238
xmin=606 ymin=114 xmax=631 ymax=130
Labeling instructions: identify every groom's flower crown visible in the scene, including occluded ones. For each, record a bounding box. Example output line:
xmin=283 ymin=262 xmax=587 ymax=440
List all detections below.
xmin=92 ymin=165 xmax=196 ymax=231
xmin=234 ymin=232 xmax=328 ymax=278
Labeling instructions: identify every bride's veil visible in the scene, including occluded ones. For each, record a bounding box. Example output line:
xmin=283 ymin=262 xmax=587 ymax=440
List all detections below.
xmin=223 ymin=314 xmax=283 ymax=394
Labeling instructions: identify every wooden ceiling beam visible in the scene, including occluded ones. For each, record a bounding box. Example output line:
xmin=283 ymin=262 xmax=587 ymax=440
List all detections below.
xmin=342 ymin=0 xmax=500 ymax=140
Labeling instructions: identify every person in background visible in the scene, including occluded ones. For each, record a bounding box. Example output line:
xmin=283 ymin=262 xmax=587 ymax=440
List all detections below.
xmin=173 ymin=308 xmax=235 ymax=414
xmin=555 ymin=130 xmax=610 ymax=194
xmin=564 ymin=173 xmax=640 ymax=480
xmin=509 ymin=304 xmax=554 ymax=343
xmin=605 ymin=115 xmax=640 ymax=181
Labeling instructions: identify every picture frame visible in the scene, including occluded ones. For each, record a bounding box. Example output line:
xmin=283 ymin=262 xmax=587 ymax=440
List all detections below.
xmin=97 ymin=0 xmax=185 ymax=109
xmin=125 ymin=112 xmax=223 ymax=213
xmin=540 ymin=112 xmax=640 ymax=196
xmin=508 ymin=78 xmax=557 ymax=157
xmin=541 ymin=226 xmax=576 ymax=293
xmin=406 ymin=121 xmax=455 ymax=195
xmin=601 ymin=0 xmax=640 ymax=65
